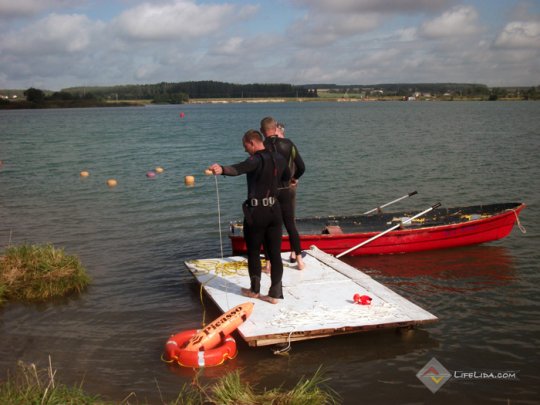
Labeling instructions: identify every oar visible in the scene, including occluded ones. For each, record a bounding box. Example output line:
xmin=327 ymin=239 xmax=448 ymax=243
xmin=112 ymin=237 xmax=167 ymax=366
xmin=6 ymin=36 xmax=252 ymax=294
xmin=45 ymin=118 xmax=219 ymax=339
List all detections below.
xmin=362 ymin=190 xmax=418 ymax=215
xmin=336 ymin=202 xmax=441 ymax=258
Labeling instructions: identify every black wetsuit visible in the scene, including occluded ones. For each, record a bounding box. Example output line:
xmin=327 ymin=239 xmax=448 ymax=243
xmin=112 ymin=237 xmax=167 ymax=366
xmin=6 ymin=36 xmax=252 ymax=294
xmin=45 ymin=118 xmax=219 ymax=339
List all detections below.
xmin=222 ymin=150 xmax=290 ymax=298
xmin=264 ymin=136 xmax=305 ymax=255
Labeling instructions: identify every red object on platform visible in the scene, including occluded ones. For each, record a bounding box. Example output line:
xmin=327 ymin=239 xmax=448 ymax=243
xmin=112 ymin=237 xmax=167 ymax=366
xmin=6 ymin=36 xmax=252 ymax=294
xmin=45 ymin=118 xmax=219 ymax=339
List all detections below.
xmin=353 ymin=294 xmax=372 ymax=305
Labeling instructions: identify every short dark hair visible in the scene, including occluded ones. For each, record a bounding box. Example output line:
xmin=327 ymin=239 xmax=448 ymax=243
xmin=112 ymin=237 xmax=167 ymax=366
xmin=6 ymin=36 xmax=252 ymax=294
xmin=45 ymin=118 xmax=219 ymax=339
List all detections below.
xmin=243 ymin=129 xmax=263 ymax=143
xmin=260 ymin=116 xmax=277 ymax=132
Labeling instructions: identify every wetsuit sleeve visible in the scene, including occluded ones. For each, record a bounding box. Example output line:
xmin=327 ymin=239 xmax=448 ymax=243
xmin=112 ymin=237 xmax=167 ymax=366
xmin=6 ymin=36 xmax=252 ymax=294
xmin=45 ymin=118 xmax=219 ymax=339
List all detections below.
xmin=291 ymin=143 xmax=305 ymax=180
xmin=221 ymin=155 xmax=260 ymax=176
xmin=282 ymin=163 xmax=292 ymax=185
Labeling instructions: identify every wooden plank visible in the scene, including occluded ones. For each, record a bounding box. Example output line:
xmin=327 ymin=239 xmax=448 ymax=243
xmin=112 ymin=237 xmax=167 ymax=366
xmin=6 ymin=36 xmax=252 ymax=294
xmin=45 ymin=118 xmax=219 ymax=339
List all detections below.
xmin=184 ymin=246 xmax=437 ymax=347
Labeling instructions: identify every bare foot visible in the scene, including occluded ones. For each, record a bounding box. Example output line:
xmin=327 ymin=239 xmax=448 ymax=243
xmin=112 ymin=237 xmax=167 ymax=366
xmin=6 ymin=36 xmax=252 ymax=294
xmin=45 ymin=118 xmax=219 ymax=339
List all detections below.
xmin=242 ymin=288 xmax=278 ymax=304
xmin=262 ymin=261 xmax=271 ymax=274
xmin=259 ymin=295 xmax=279 ymax=304
xmin=241 ymin=288 xmax=259 ymax=298
xmin=296 ymin=255 xmax=305 ymax=270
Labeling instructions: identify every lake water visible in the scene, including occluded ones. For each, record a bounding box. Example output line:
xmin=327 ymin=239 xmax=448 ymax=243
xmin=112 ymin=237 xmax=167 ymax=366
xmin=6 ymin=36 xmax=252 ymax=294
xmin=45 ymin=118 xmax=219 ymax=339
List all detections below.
xmin=0 ymin=101 xmax=539 ymax=404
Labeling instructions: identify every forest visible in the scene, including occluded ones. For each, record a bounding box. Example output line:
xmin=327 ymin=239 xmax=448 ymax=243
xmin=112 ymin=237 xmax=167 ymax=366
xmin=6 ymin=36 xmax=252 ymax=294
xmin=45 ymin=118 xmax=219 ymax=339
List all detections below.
xmin=1 ymin=81 xmax=539 ymax=109
xmin=62 ymin=81 xmax=317 ymax=102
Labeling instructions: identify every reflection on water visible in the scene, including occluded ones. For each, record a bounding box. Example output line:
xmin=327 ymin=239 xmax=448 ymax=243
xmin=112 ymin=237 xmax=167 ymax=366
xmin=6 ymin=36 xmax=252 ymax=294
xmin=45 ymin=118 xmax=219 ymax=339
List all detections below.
xmin=342 ymin=245 xmax=516 ymax=294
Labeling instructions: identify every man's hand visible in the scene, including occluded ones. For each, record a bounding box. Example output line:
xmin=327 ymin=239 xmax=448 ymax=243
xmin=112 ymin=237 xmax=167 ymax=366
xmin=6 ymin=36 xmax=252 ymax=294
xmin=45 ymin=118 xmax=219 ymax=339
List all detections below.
xmin=209 ymin=163 xmax=223 ymax=175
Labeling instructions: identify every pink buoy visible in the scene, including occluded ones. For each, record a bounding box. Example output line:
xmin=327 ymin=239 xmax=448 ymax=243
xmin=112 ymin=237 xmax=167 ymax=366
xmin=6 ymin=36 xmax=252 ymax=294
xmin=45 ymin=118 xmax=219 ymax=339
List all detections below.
xmin=146 ymin=171 xmax=156 ymax=178
xmin=179 ymin=112 xmax=185 ymax=118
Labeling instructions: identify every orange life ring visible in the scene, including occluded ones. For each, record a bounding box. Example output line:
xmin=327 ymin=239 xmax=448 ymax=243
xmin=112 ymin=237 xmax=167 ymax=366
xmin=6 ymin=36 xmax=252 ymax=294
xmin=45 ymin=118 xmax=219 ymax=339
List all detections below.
xmin=164 ymin=329 xmax=237 ymax=368
xmin=183 ymin=302 xmax=254 ymax=351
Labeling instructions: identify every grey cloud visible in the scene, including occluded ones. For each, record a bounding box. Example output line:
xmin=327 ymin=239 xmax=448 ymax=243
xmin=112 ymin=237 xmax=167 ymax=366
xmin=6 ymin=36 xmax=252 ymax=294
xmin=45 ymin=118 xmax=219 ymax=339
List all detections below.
xmin=113 ymin=1 xmax=254 ymax=42
xmin=0 ymin=0 xmax=79 ymax=19
xmin=494 ymin=21 xmax=540 ymax=49
xmin=419 ymin=5 xmax=482 ymax=39
xmin=293 ymin=0 xmax=456 ymax=14
xmin=288 ymin=12 xmax=382 ymax=47
xmin=1 ymin=13 xmax=104 ymax=55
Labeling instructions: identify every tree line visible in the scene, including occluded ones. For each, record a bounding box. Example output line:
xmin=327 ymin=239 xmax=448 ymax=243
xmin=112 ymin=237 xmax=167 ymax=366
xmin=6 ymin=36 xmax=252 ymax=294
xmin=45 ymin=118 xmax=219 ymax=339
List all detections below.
xmin=62 ymin=80 xmax=317 ymax=102
xmin=0 ymin=87 xmax=136 ymax=109
xmin=1 ymin=81 xmax=539 ymax=109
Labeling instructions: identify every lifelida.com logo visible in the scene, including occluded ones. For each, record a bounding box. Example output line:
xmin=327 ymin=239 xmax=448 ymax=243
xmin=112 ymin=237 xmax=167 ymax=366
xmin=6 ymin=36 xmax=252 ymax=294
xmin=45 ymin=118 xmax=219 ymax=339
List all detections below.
xmin=416 ymin=357 xmax=452 ymax=393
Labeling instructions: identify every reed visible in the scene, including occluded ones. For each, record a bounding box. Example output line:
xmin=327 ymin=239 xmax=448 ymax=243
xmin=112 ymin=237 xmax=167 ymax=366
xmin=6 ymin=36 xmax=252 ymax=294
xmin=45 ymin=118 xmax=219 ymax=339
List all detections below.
xmin=1 ymin=361 xmax=339 ymax=404
xmin=0 ymin=244 xmax=90 ymax=305
xmin=171 ymin=367 xmax=339 ymax=405
xmin=0 ymin=357 xmax=103 ymax=404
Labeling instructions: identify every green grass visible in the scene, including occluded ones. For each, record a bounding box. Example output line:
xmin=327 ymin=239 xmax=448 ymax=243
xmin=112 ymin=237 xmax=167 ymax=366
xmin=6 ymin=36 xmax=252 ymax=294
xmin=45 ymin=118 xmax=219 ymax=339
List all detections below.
xmin=170 ymin=367 xmax=339 ymax=405
xmin=1 ymin=361 xmax=339 ymax=405
xmin=0 ymin=244 xmax=90 ymax=305
xmin=0 ymin=358 xmax=104 ymax=404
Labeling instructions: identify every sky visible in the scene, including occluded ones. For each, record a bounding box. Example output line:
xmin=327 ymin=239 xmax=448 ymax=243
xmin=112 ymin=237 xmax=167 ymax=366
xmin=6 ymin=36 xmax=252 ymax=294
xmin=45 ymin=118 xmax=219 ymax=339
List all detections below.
xmin=1 ymin=0 xmax=539 ymax=91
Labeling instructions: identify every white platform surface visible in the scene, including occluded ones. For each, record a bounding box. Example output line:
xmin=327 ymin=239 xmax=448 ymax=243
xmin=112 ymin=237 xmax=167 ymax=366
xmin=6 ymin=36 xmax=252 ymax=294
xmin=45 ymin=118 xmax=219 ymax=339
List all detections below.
xmin=184 ymin=246 xmax=437 ymax=346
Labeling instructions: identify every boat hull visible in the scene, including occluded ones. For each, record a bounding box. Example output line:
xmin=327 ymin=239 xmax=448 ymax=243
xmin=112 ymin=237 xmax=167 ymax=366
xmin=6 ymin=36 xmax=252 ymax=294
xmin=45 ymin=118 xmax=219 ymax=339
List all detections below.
xmin=229 ymin=203 xmax=525 ymax=256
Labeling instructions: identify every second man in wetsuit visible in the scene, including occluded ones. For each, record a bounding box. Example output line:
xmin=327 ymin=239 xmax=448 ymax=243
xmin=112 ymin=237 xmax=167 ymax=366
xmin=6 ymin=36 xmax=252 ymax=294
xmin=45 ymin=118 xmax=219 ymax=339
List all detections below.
xmin=260 ymin=116 xmax=306 ymax=270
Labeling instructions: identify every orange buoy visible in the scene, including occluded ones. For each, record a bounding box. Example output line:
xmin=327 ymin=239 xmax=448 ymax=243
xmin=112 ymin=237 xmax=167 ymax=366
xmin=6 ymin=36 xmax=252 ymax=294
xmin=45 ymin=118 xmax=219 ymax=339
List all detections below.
xmin=184 ymin=175 xmax=195 ymax=186
xmin=107 ymin=178 xmax=118 ymax=187
xmin=164 ymin=329 xmax=237 ymax=368
xmin=155 ymin=166 xmax=164 ymax=173
xmin=80 ymin=170 xmax=90 ymax=178
xmin=183 ymin=302 xmax=254 ymax=351
xmin=204 ymin=169 xmax=213 ymax=176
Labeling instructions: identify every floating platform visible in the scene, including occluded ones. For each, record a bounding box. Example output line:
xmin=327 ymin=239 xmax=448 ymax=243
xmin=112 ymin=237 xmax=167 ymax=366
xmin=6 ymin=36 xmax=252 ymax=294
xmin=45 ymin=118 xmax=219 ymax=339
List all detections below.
xmin=184 ymin=246 xmax=437 ymax=347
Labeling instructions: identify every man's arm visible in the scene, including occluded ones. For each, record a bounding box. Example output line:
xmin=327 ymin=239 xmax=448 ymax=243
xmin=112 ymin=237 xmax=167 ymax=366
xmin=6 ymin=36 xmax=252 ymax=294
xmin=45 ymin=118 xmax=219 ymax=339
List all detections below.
xmin=209 ymin=155 xmax=260 ymax=176
xmin=292 ymin=143 xmax=305 ymax=180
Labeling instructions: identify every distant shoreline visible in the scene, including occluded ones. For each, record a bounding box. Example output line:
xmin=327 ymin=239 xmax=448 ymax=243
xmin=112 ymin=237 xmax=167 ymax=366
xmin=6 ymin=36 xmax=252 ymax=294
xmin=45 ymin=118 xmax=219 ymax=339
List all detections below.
xmin=187 ymin=96 xmax=531 ymax=104
xmin=0 ymin=96 xmax=533 ymax=110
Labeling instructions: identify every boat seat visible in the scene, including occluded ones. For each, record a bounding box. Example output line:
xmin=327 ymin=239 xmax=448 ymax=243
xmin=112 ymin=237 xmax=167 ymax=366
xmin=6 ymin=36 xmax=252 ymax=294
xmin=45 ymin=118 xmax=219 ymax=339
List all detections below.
xmin=322 ymin=225 xmax=344 ymax=235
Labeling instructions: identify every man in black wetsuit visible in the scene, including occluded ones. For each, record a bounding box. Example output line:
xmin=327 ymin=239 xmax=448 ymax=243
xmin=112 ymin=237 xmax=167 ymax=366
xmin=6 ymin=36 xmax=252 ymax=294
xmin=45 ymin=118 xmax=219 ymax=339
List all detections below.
xmin=260 ymin=117 xmax=306 ymax=270
xmin=209 ymin=129 xmax=290 ymax=304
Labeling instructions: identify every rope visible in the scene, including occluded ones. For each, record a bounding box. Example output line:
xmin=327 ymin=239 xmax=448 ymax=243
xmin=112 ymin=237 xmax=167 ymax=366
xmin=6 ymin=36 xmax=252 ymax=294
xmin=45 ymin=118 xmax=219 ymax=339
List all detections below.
xmin=190 ymin=259 xmax=250 ymax=276
xmin=199 ymin=283 xmax=207 ymax=327
xmin=191 ymin=258 xmax=251 ymax=329
xmin=272 ymin=330 xmax=294 ymax=356
xmin=513 ymin=209 xmax=527 ymax=234
xmin=215 ymin=175 xmax=224 ymax=259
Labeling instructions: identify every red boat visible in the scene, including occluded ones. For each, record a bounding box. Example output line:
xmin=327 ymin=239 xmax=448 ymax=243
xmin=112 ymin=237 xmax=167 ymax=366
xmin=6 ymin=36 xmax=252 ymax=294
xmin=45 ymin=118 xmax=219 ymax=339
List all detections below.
xmin=229 ymin=202 xmax=526 ymax=256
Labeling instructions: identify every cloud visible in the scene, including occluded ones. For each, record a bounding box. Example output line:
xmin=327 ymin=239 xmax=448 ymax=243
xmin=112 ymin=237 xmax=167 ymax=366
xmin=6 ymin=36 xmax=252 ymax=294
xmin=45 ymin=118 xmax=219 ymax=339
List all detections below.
xmin=0 ymin=0 xmax=538 ymax=90
xmin=287 ymin=0 xmax=457 ymax=48
xmin=395 ymin=27 xmax=418 ymax=42
xmin=494 ymin=21 xmax=540 ymax=49
xmin=0 ymin=0 xmax=74 ymax=18
xmin=114 ymin=0 xmax=254 ymax=41
xmin=210 ymin=37 xmax=246 ymax=56
xmin=2 ymin=13 xmax=103 ymax=55
xmin=289 ymin=12 xmax=382 ymax=47
xmin=293 ymin=0 xmax=455 ymax=14
xmin=420 ymin=5 xmax=481 ymax=39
